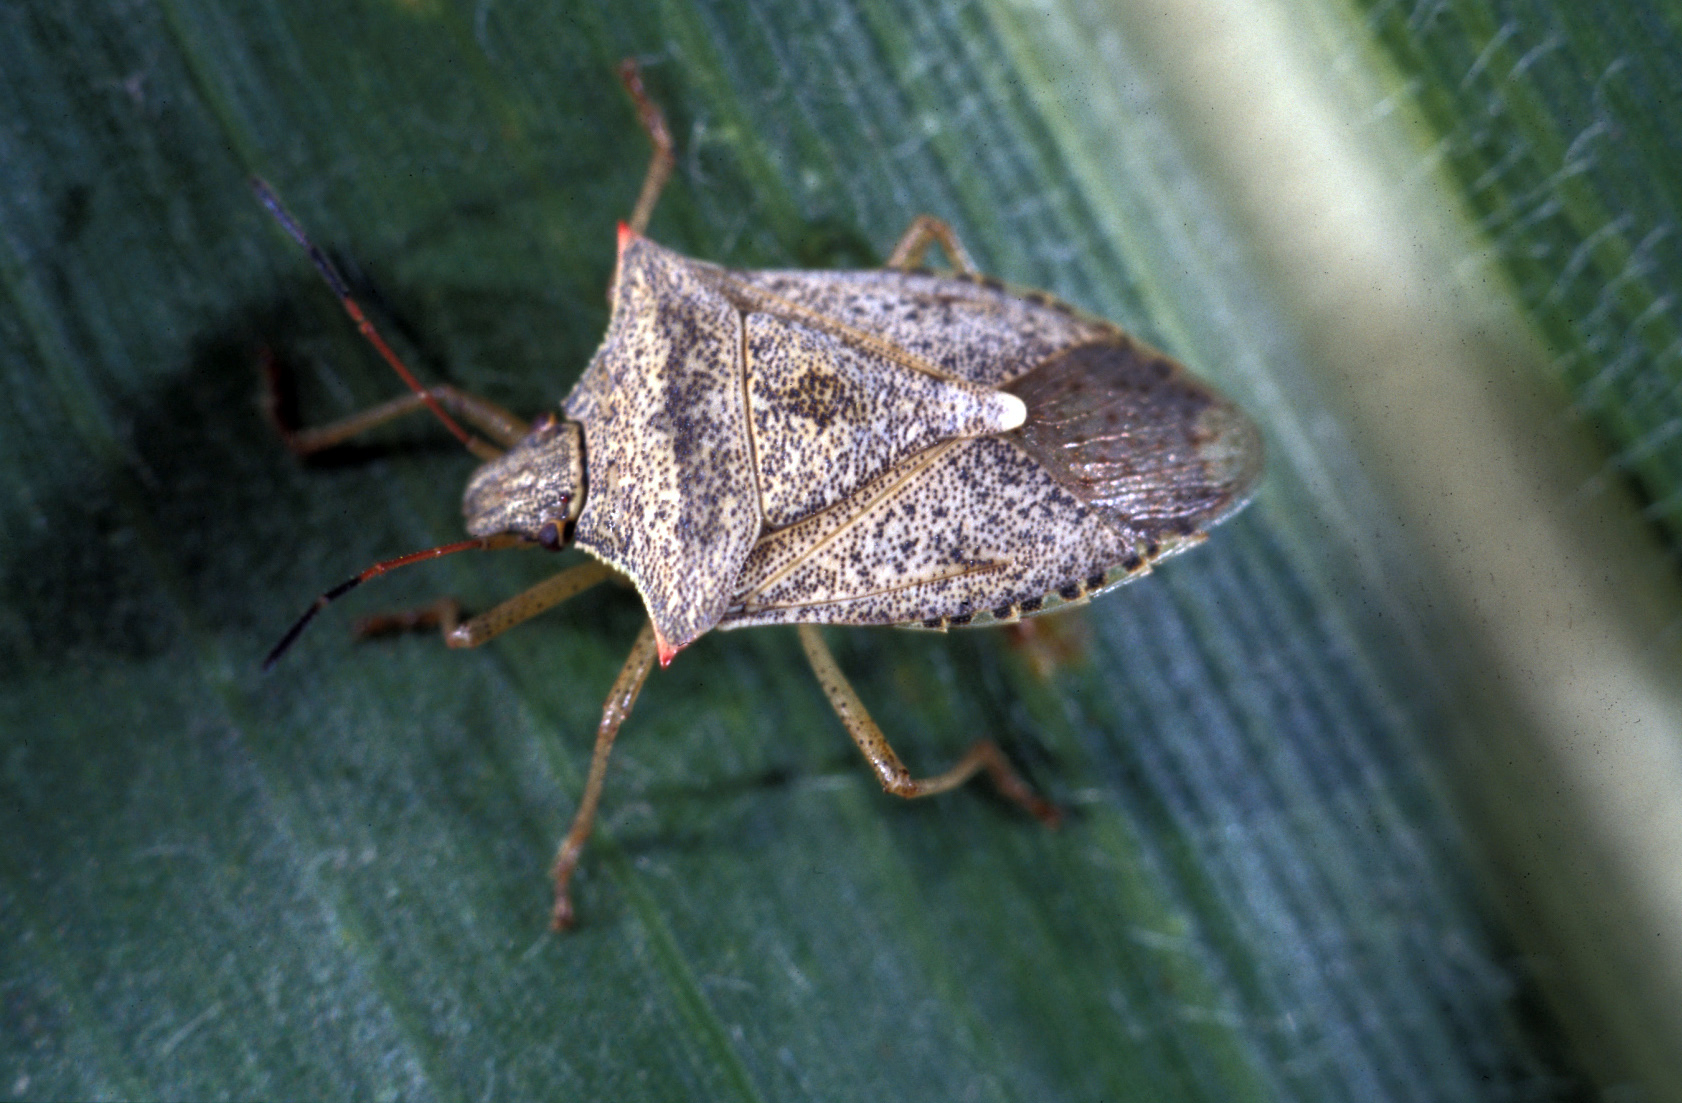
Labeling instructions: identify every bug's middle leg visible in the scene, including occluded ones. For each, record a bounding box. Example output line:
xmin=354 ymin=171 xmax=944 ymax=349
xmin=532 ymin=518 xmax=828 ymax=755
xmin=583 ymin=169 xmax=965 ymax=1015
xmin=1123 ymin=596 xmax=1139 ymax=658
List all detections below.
xmin=550 ymin=620 xmax=659 ymax=930
xmin=885 ymin=215 xmax=980 ymax=276
xmin=798 ymin=625 xmax=1061 ymax=825
xmin=618 ymin=58 xmax=675 ymax=237
xmin=354 ymin=560 xmax=653 ymax=930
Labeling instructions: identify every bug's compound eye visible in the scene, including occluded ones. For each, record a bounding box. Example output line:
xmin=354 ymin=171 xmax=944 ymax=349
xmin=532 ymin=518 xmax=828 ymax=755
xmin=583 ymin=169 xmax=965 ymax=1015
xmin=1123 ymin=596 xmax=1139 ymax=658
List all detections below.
xmin=537 ymin=520 xmax=564 ymax=550
xmin=532 ymin=411 xmax=561 ymax=435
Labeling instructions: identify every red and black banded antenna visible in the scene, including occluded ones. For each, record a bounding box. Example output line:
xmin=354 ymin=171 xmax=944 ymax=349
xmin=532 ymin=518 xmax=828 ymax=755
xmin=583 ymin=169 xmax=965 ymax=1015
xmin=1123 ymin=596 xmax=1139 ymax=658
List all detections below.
xmin=251 ymin=177 xmax=478 ymax=449
xmin=260 ymin=536 xmax=525 ymax=670
xmin=253 ymin=178 xmax=530 ymax=669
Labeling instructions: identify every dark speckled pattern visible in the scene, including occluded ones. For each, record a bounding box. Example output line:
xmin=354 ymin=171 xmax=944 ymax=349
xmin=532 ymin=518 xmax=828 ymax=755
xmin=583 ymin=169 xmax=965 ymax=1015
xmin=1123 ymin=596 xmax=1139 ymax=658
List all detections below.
xmin=555 ymin=231 xmax=1262 ymax=652
xmin=564 ymin=235 xmax=757 ymax=652
xmin=745 ymin=313 xmax=1021 ymax=528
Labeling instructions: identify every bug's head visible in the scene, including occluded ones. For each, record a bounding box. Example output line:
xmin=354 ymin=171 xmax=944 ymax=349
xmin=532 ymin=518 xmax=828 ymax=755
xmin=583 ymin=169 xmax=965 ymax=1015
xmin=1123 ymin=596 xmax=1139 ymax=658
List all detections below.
xmin=463 ymin=413 xmax=586 ymax=549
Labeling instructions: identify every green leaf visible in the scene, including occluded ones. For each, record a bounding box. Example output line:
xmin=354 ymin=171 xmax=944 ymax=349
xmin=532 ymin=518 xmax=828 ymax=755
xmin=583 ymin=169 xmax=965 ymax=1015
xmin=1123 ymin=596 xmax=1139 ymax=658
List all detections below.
xmin=4 ymin=0 xmax=1678 ymax=1100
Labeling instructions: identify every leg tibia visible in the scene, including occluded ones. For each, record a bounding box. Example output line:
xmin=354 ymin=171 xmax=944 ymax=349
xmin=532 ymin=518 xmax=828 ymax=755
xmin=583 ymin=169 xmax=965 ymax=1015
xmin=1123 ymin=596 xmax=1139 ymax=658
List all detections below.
xmin=551 ymin=620 xmax=659 ymax=930
xmin=618 ymin=59 xmax=675 ymax=237
xmin=798 ymin=625 xmax=1060 ymax=824
xmin=885 ymin=215 xmax=979 ymax=275
xmin=266 ymin=347 xmax=528 ymax=461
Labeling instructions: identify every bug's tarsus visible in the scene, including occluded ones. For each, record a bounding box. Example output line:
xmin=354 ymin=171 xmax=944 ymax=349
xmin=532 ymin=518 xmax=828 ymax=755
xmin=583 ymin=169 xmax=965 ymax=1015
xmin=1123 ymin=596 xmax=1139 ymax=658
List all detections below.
xmin=797 ymin=625 xmax=1062 ymax=826
xmin=262 ymin=358 xmax=525 ymax=462
xmin=251 ymin=176 xmax=491 ymax=456
xmin=960 ymin=741 xmax=1063 ymax=828
xmin=354 ymin=597 xmax=463 ymax=641
xmin=617 ymin=58 xmax=675 ymax=237
xmin=258 ymin=344 xmax=309 ymax=455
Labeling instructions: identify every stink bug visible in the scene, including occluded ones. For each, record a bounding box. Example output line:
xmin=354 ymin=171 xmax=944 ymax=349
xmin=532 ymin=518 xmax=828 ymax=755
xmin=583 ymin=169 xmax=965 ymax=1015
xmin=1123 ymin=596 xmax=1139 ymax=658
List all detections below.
xmin=259 ymin=61 xmax=1263 ymax=929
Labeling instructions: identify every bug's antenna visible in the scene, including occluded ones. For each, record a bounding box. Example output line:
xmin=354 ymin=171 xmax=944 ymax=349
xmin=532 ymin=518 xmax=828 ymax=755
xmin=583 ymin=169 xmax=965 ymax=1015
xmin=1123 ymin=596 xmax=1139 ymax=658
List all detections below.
xmin=262 ymin=534 xmax=523 ymax=670
xmin=251 ymin=177 xmax=479 ymax=452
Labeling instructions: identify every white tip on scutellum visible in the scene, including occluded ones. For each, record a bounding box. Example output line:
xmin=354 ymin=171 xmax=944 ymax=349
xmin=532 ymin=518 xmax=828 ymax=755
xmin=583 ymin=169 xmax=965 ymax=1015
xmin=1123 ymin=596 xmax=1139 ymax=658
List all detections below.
xmin=997 ymin=393 xmax=1027 ymax=432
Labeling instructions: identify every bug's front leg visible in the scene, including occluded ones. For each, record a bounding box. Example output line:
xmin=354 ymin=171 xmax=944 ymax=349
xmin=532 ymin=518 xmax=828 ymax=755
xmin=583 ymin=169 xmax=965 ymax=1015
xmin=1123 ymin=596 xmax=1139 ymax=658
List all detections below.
xmin=349 ymin=565 xmax=649 ymax=931
xmin=261 ymin=347 xmax=528 ymax=461
xmin=355 ymin=561 xmax=615 ymax=654
xmin=884 ymin=215 xmax=980 ymax=276
xmin=798 ymin=625 xmax=1061 ymax=826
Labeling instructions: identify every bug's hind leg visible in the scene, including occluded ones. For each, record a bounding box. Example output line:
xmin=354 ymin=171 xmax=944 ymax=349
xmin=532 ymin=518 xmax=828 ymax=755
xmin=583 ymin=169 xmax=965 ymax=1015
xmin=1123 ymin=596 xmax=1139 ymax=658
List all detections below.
xmin=262 ymin=347 xmax=528 ymax=461
xmin=551 ymin=620 xmax=659 ymax=930
xmin=885 ymin=215 xmax=980 ymax=276
xmin=798 ymin=625 xmax=1061 ymax=826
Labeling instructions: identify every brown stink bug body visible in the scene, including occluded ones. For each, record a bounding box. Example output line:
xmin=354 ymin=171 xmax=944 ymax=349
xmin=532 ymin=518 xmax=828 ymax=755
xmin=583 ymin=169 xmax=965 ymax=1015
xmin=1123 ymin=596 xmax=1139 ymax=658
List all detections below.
xmin=259 ymin=61 xmax=1263 ymax=929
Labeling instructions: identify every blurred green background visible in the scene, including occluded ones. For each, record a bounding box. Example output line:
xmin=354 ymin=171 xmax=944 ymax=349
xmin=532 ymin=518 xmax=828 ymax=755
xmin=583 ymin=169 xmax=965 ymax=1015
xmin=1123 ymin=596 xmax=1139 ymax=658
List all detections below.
xmin=3 ymin=0 xmax=1680 ymax=1099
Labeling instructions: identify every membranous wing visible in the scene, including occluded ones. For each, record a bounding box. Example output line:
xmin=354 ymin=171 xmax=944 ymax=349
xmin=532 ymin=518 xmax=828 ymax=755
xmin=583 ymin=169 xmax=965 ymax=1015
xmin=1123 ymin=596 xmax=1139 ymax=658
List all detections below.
xmin=1006 ymin=335 xmax=1262 ymax=548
